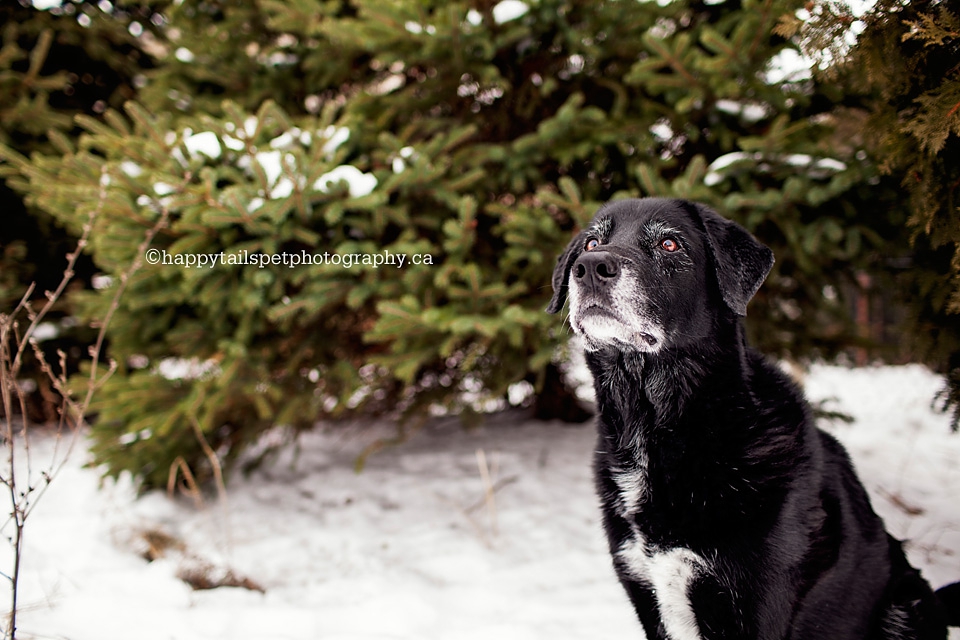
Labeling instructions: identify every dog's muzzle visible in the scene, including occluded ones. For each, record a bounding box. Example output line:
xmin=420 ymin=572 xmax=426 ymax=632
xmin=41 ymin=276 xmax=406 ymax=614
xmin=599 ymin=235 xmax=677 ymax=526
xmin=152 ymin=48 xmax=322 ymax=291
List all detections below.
xmin=569 ymin=252 xmax=661 ymax=351
xmin=574 ymin=251 xmax=620 ymax=292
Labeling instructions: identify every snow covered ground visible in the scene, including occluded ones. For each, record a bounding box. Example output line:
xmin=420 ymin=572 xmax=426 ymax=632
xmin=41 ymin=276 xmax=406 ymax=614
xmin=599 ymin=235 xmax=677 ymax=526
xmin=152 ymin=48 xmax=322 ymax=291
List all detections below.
xmin=5 ymin=364 xmax=960 ymax=639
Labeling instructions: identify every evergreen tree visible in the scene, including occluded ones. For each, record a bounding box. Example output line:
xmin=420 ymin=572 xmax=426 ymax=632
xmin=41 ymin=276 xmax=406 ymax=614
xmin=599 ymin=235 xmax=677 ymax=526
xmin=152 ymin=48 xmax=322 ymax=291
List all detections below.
xmin=0 ymin=1 xmax=152 ymax=419
xmin=793 ymin=0 xmax=960 ymax=426
xmin=2 ymin=0 xmax=907 ymax=487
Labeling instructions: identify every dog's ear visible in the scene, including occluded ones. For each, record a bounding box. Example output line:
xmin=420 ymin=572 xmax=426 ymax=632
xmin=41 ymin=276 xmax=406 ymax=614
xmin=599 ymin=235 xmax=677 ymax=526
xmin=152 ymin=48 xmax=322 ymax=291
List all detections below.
xmin=546 ymin=232 xmax=586 ymax=314
xmin=693 ymin=203 xmax=774 ymax=316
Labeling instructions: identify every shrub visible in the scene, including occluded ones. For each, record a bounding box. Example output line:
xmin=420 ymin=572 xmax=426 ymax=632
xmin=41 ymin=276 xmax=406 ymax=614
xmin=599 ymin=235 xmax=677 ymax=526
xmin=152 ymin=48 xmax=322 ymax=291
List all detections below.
xmin=2 ymin=0 xmax=912 ymax=487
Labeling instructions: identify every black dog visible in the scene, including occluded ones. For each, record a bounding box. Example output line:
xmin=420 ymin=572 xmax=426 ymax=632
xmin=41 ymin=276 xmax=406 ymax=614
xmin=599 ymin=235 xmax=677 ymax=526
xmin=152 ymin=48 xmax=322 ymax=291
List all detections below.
xmin=547 ymin=197 xmax=959 ymax=639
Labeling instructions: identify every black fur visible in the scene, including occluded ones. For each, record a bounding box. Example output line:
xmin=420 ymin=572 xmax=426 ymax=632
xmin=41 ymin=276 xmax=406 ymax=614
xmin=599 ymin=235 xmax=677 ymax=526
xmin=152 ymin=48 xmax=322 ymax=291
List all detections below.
xmin=547 ymin=197 xmax=958 ymax=639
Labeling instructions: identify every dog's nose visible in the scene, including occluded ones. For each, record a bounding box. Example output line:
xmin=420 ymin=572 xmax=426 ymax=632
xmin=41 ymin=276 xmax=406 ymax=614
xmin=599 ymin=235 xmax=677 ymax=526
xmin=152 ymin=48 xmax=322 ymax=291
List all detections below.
xmin=574 ymin=252 xmax=619 ymax=286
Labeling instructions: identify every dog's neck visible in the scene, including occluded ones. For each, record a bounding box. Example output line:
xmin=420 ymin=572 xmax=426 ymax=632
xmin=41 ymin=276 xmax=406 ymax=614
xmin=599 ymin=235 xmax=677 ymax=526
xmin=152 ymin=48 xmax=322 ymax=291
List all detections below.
xmin=584 ymin=318 xmax=750 ymax=449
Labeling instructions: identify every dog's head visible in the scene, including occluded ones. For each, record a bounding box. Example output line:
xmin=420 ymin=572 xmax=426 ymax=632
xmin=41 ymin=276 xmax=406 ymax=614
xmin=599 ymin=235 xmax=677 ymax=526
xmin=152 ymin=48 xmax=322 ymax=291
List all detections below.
xmin=546 ymin=198 xmax=774 ymax=353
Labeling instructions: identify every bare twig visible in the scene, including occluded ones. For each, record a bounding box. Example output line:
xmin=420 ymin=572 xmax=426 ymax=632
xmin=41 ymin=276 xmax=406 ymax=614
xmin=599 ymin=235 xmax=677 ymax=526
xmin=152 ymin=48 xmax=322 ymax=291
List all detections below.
xmin=190 ymin=412 xmax=233 ymax=556
xmin=1 ymin=165 xmax=176 ymax=640
xmin=475 ymin=448 xmax=499 ymax=537
xmin=0 ymin=168 xmax=103 ymax=639
xmin=167 ymin=457 xmax=206 ymax=510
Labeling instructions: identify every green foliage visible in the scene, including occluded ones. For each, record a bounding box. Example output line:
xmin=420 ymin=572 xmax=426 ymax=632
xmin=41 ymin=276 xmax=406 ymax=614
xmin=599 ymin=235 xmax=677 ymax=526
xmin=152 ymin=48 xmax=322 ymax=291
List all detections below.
xmin=4 ymin=0 xmax=940 ymax=486
xmin=0 ymin=2 xmax=153 ymax=421
xmin=799 ymin=0 xmax=960 ymax=426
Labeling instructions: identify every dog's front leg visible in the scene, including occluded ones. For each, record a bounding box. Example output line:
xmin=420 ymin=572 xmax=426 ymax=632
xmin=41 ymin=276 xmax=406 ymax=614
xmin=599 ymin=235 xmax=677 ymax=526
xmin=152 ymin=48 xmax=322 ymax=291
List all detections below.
xmin=614 ymin=572 xmax=669 ymax=640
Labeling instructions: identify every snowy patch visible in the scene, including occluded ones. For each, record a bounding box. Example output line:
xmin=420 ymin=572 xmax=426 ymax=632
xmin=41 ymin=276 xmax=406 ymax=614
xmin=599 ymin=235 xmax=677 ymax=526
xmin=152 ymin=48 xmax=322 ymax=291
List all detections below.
xmin=243 ymin=116 xmax=259 ymax=139
xmin=492 ymin=0 xmax=529 ymax=23
xmin=267 ymin=127 xmax=312 ymax=151
xmin=7 ymin=365 xmax=960 ymax=640
xmin=506 ymin=380 xmax=534 ymax=406
xmin=174 ymin=47 xmax=195 ymax=63
xmin=313 ymin=165 xmax=378 ymax=198
xmin=222 ymin=135 xmax=245 ymax=151
xmin=184 ymin=131 xmax=222 ymax=159
xmin=404 ymin=21 xmax=436 ymax=35
xmin=269 ymin=177 xmax=296 ymax=199
xmin=30 ymin=322 xmax=59 ymax=342
xmin=128 ymin=354 xmax=150 ymax=369
xmin=391 ymin=146 xmax=417 ymax=173
xmin=120 ymin=161 xmax=143 ymax=178
xmin=119 ymin=429 xmax=153 ymax=445
xmin=715 ymin=99 xmax=768 ymax=122
xmin=253 ymin=150 xmax=283 ymax=186
xmin=321 ymin=126 xmax=350 ymax=157
xmin=156 ymin=357 xmax=220 ymax=381
xmin=92 ymin=274 xmax=114 ymax=290
xmin=704 ymin=151 xmax=846 ymax=186
xmin=369 ymin=74 xmax=405 ymax=96
xmin=765 ymin=48 xmax=812 ymax=84
xmin=268 ymin=130 xmax=298 ymax=149
xmin=650 ymin=119 xmax=674 ymax=142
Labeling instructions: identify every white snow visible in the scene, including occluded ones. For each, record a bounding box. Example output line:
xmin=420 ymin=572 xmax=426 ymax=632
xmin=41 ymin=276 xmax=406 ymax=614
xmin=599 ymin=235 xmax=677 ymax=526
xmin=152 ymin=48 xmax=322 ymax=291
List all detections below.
xmin=120 ymin=160 xmax=143 ymax=177
xmin=404 ymin=22 xmax=436 ymax=35
xmin=4 ymin=364 xmax=960 ymax=640
xmin=492 ymin=0 xmax=530 ymax=24
xmin=254 ymin=150 xmax=283 ymax=186
xmin=223 ymin=135 xmax=246 ymax=151
xmin=156 ymin=357 xmax=220 ymax=381
xmin=247 ymin=196 xmax=265 ymax=212
xmin=314 ymin=165 xmax=378 ymax=198
xmin=765 ymin=48 xmax=813 ymax=83
xmin=184 ymin=131 xmax=223 ymax=160
xmin=650 ymin=119 xmax=674 ymax=142
xmin=174 ymin=47 xmax=196 ymax=64
xmin=92 ymin=274 xmax=114 ymax=290
xmin=715 ymin=99 xmax=769 ymax=122
xmin=216 ymin=124 xmax=362 ymax=200
xmin=247 ymin=150 xmax=300 ymax=199
xmin=321 ymin=126 xmax=351 ymax=157
xmin=153 ymin=182 xmax=176 ymax=196
xmin=369 ymin=74 xmax=405 ymax=96
xmin=704 ymin=151 xmax=847 ymax=186
xmin=243 ymin=116 xmax=259 ymax=139
xmin=268 ymin=131 xmax=299 ymax=150
xmin=270 ymin=177 xmax=296 ymax=199
xmin=392 ymin=146 xmax=417 ymax=174
xmin=28 ymin=322 xmax=59 ymax=342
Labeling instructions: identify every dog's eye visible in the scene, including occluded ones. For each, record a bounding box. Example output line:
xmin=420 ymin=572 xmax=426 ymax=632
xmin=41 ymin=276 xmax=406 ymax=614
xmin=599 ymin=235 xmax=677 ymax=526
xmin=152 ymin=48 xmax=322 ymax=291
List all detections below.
xmin=660 ymin=238 xmax=680 ymax=252
xmin=585 ymin=238 xmax=600 ymax=251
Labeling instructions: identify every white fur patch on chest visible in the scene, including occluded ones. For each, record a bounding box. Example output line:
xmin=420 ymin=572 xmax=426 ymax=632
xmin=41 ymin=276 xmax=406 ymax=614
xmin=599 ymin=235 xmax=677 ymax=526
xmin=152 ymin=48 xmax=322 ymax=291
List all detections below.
xmin=618 ymin=537 xmax=709 ymax=640
xmin=611 ymin=459 xmax=648 ymax=517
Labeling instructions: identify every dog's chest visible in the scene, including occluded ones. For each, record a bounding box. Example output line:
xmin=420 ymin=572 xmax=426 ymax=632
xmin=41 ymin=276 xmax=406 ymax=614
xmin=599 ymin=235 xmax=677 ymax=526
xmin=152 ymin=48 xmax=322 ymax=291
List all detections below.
xmin=617 ymin=535 xmax=710 ymax=640
xmin=610 ymin=457 xmax=649 ymax=518
xmin=605 ymin=456 xmax=711 ymax=640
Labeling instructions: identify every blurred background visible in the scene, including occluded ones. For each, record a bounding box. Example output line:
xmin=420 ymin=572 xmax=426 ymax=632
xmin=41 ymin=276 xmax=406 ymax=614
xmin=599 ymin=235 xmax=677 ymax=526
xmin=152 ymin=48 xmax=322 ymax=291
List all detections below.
xmin=1 ymin=0 xmax=958 ymax=490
